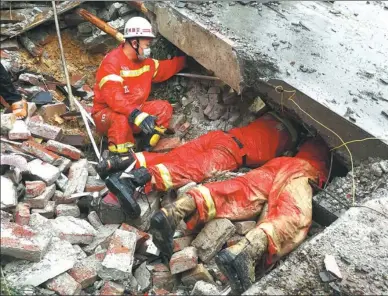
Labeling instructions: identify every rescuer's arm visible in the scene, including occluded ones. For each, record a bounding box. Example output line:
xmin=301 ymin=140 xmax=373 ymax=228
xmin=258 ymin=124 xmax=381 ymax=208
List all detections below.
xmin=151 ymin=56 xmax=186 ymax=83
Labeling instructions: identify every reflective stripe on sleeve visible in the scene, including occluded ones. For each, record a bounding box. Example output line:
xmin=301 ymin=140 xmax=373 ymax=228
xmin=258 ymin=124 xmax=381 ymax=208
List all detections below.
xmin=196 ymin=185 xmax=216 ymax=220
xmin=155 ymin=164 xmax=173 ymax=190
xmin=135 ymin=152 xmax=147 ymax=168
xmin=152 ymin=59 xmax=160 ymax=78
xmin=134 ymin=112 xmax=149 ymax=126
xmin=99 ymin=74 xmax=124 ymax=89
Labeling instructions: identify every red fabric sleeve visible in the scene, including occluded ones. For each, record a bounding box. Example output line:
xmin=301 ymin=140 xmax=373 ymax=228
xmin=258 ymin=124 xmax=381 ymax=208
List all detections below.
xmin=152 ymin=56 xmax=186 ymax=83
xmin=99 ymin=62 xmax=140 ymax=117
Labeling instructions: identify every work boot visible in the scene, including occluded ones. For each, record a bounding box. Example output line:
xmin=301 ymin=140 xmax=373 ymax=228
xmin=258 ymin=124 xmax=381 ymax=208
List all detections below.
xmin=149 ymin=194 xmax=196 ymax=257
xmin=96 ymin=151 xmax=135 ymax=179
xmin=215 ymin=228 xmax=268 ymax=294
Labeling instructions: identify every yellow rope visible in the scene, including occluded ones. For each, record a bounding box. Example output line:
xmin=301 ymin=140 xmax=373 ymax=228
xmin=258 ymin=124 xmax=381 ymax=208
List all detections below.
xmin=331 ymin=137 xmax=386 ymax=151
xmin=272 ymin=84 xmax=356 ymax=205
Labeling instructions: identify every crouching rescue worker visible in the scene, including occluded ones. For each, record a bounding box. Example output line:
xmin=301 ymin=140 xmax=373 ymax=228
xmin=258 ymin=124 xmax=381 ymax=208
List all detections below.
xmin=114 ymin=111 xmax=299 ymax=195
xmin=148 ymin=138 xmax=329 ymax=294
xmin=92 ymin=16 xmax=186 ymax=154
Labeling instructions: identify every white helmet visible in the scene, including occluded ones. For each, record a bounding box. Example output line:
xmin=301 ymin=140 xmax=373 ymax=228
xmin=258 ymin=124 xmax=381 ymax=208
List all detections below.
xmin=123 ymin=16 xmax=155 ymax=39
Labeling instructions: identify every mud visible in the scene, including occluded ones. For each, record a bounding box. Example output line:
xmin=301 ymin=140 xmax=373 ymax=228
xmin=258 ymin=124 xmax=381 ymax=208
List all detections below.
xmin=174 ymin=1 xmax=388 ymax=144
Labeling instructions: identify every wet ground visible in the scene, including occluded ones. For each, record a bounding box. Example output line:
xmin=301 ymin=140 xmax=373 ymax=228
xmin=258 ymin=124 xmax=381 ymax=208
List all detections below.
xmin=175 ymin=1 xmax=388 ymax=144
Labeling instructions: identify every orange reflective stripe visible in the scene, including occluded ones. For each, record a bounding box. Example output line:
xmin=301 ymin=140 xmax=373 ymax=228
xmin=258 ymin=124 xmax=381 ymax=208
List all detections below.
xmin=196 ymin=185 xmax=216 ymax=220
xmin=99 ymin=74 xmax=124 ymax=89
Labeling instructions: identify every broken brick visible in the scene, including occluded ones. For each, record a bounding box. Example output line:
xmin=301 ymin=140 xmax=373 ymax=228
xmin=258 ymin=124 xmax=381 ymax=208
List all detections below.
xmin=98 ymin=229 xmax=137 ymax=280
xmin=56 ymin=173 xmax=68 ymax=191
xmin=120 ymin=223 xmax=150 ymax=249
xmin=169 ymin=114 xmax=186 ymax=132
xmin=192 ymin=219 xmax=236 ymax=263
xmin=173 ymin=235 xmax=194 ymax=253
xmin=70 ymin=74 xmax=86 ymax=88
xmin=63 ymin=159 xmax=89 ymax=197
xmin=234 ymin=221 xmax=256 ymax=235
xmin=1 ymin=176 xmax=17 ymax=209
xmin=99 ymin=281 xmax=125 ymax=296
xmin=87 ymin=211 xmax=103 ymax=229
xmin=21 ymin=140 xmax=61 ymax=165
xmin=8 ymin=120 xmax=31 ymax=140
xmin=45 ymin=272 xmax=82 ymax=295
xmin=27 ymin=102 xmax=37 ymax=118
xmin=51 ymin=216 xmax=97 ymax=245
xmin=169 ymin=246 xmax=198 ymax=275
xmin=181 ymin=264 xmax=215 ymax=286
xmin=29 ymin=115 xmax=44 ymax=123
xmin=40 ymin=103 xmax=67 ymax=122
xmin=0 ymin=154 xmax=28 ymax=172
xmin=26 ymin=184 xmax=56 ymax=209
xmin=83 ymin=224 xmax=120 ymax=255
xmin=15 ymin=203 xmax=31 ymax=225
xmin=27 ymin=121 xmax=63 ymax=141
xmin=178 ymin=121 xmax=191 ymax=134
xmin=153 ymin=137 xmax=182 ymax=153
xmin=85 ymin=176 xmax=106 ymax=192
xmin=191 ymin=281 xmax=220 ymax=295
xmin=31 ymin=201 xmax=55 ymax=219
xmin=52 ymin=190 xmax=79 ymax=205
xmin=151 ymin=263 xmax=177 ymax=291
xmin=226 ymin=234 xmax=245 ymax=247
xmin=27 ymin=159 xmax=61 ymax=186
xmin=1 ymin=210 xmax=14 ymax=222
xmin=0 ymin=222 xmax=51 ymax=261
xmin=56 ymin=156 xmax=72 ymax=173
xmin=68 ymin=253 xmax=103 ymax=289
xmin=55 ymin=204 xmax=80 ymax=218
xmin=26 ymin=181 xmax=47 ymax=199
xmin=1 ymin=113 xmax=16 ymax=134
xmin=45 ymin=140 xmax=82 ymax=160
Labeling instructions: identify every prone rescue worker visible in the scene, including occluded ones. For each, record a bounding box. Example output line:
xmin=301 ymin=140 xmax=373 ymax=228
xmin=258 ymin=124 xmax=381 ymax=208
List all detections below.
xmin=148 ymin=137 xmax=329 ymax=294
xmin=92 ymin=16 xmax=186 ymax=154
xmin=0 ymin=62 xmax=28 ymax=119
xmin=113 ymin=111 xmax=299 ymax=194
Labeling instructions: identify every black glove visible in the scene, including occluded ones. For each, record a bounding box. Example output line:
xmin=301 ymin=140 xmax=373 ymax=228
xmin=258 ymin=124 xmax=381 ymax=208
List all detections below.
xmin=129 ymin=109 xmax=156 ymax=135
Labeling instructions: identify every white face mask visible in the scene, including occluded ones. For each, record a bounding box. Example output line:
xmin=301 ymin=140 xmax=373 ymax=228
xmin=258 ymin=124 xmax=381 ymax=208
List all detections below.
xmin=138 ymin=47 xmax=151 ymax=60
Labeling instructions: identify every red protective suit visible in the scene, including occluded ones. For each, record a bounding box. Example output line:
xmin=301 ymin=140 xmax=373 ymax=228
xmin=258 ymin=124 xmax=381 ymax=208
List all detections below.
xmin=92 ymin=45 xmax=186 ymax=152
xmin=184 ymin=138 xmax=329 ymax=264
xmin=134 ymin=112 xmax=299 ymax=191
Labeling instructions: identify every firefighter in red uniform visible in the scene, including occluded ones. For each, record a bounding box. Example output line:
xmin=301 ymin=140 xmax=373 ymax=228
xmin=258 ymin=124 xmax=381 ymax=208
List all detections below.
xmin=119 ymin=111 xmax=299 ymax=194
xmin=148 ymin=137 xmax=329 ymax=294
xmin=92 ymin=16 xmax=186 ymax=153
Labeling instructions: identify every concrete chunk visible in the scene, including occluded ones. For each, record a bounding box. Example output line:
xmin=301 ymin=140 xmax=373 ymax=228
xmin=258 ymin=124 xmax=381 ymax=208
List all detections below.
xmin=26 ymin=180 xmax=46 ymax=198
xmin=1 ymin=176 xmax=17 ymax=209
xmin=21 ymin=140 xmax=61 ymax=164
xmin=134 ymin=262 xmax=152 ymax=292
xmin=68 ymin=253 xmax=103 ymax=289
xmin=83 ymin=224 xmax=121 ymax=254
xmin=192 ymin=219 xmax=236 ymax=263
xmin=3 ymin=237 xmax=77 ymax=287
xmin=1 ymin=210 xmax=14 ymax=222
xmin=181 ymin=264 xmax=214 ymax=286
xmin=0 ymin=222 xmax=51 ymax=261
xmin=173 ymin=235 xmax=195 ymax=253
xmin=55 ymin=204 xmax=80 ymax=218
xmin=52 ymin=216 xmax=97 ymax=245
xmin=56 ymin=173 xmax=68 ymax=191
xmin=87 ymin=211 xmax=103 ymax=229
xmin=15 ymin=203 xmax=31 ymax=225
xmin=25 ymin=184 xmax=56 ymax=209
xmin=120 ymin=223 xmax=150 ymax=249
xmin=64 ymin=159 xmax=89 ymax=197
xmin=29 ymin=213 xmax=53 ymax=233
xmin=27 ymin=159 xmax=61 ymax=185
xmin=27 ymin=121 xmax=63 ymax=140
xmin=234 ymin=221 xmax=256 ymax=235
xmin=46 ymin=140 xmax=82 ymax=160
xmin=40 ymin=103 xmax=67 ymax=122
xmin=45 ymin=272 xmax=82 ymax=295
xmin=52 ymin=190 xmax=78 ymax=204
xmin=56 ymin=156 xmax=72 ymax=173
xmin=169 ymin=246 xmax=198 ymax=275
xmin=1 ymin=113 xmax=16 ymax=134
xmin=31 ymin=201 xmax=55 ymax=218
xmin=73 ymin=244 xmax=87 ymax=260
xmin=8 ymin=120 xmax=31 ymax=140
xmin=99 ymin=281 xmax=125 ymax=296
xmin=98 ymin=229 xmax=137 ymax=280
xmin=190 ymin=281 xmax=220 ymax=295
xmin=1 ymin=154 xmax=28 ymax=172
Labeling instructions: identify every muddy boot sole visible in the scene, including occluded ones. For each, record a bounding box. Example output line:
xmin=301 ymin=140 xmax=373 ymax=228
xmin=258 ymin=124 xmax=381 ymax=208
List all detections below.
xmin=233 ymin=251 xmax=255 ymax=291
xmin=215 ymin=250 xmax=244 ymax=295
xmin=149 ymin=211 xmax=175 ymax=257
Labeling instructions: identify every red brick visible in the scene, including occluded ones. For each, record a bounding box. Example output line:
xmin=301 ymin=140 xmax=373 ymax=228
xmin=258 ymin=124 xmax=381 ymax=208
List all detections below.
xmin=0 ymin=222 xmax=51 ymax=261
xmin=85 ymin=176 xmax=106 ymax=192
xmin=120 ymin=223 xmax=150 ymax=249
xmin=31 ymin=201 xmax=55 ymax=219
xmin=99 ymin=281 xmax=124 ymax=295
xmin=173 ymin=235 xmax=194 ymax=253
xmin=26 ymin=181 xmax=46 ymax=198
xmin=45 ymin=140 xmax=82 ymax=160
xmin=45 ymin=272 xmax=82 ymax=295
xmin=21 ymin=140 xmax=61 ymax=164
xmin=178 ymin=122 xmax=191 ymax=134
xmin=70 ymin=74 xmax=86 ymax=87
xmin=68 ymin=253 xmax=103 ymax=289
xmin=169 ymin=114 xmax=186 ymax=132
xmin=29 ymin=115 xmax=44 ymax=123
xmin=40 ymin=103 xmax=67 ymax=122
xmin=151 ymin=264 xmax=177 ymax=291
xmin=8 ymin=120 xmax=31 ymax=140
xmin=15 ymin=203 xmax=31 ymax=226
xmin=26 ymin=184 xmax=56 ymax=209
xmin=27 ymin=121 xmax=63 ymax=141
xmin=169 ymin=246 xmax=198 ymax=275
xmin=153 ymin=137 xmax=182 ymax=153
